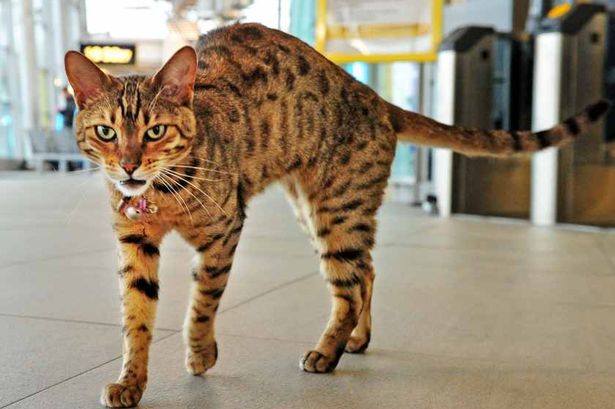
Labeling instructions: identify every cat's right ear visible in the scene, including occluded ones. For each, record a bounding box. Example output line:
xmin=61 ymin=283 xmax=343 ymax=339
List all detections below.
xmin=64 ymin=51 xmax=119 ymax=109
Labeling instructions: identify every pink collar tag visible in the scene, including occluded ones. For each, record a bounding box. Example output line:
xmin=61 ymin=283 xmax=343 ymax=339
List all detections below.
xmin=118 ymin=197 xmax=158 ymax=221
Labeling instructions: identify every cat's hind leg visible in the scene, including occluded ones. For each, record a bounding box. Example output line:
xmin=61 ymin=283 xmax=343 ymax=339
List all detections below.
xmin=281 ymin=176 xmax=317 ymax=246
xmin=345 ymin=260 xmax=374 ymax=354
xmin=298 ymin=164 xmax=387 ymax=372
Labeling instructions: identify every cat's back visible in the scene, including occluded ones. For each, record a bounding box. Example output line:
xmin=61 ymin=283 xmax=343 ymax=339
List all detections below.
xmin=194 ymin=23 xmax=370 ymax=99
xmin=196 ymin=23 xmax=295 ymax=52
xmin=196 ymin=23 xmax=323 ymax=70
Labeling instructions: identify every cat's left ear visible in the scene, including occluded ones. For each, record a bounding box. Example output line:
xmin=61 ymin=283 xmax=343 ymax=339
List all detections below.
xmin=150 ymin=46 xmax=197 ymax=106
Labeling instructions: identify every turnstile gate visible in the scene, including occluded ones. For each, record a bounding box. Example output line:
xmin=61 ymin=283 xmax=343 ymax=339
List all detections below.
xmin=532 ymin=3 xmax=615 ymax=226
xmin=435 ymin=26 xmax=534 ymax=219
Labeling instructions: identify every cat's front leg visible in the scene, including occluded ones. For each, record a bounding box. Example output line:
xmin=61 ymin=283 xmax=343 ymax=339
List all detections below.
xmin=182 ymin=215 xmax=244 ymax=376
xmin=101 ymin=220 xmax=166 ymax=408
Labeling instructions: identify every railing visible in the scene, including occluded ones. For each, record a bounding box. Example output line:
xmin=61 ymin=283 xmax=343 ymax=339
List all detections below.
xmin=25 ymin=128 xmax=92 ymax=171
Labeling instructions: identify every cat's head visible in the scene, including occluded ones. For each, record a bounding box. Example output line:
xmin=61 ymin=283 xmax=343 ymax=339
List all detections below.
xmin=64 ymin=46 xmax=198 ymax=197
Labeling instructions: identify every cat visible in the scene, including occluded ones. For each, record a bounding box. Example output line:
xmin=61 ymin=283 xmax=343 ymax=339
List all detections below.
xmin=64 ymin=23 xmax=609 ymax=408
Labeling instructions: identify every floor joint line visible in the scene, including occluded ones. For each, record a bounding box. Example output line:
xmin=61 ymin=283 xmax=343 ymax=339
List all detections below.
xmin=0 ymin=312 xmax=179 ymax=333
xmin=0 ymin=331 xmax=177 ymax=408
xmin=219 ymin=271 xmax=319 ymax=315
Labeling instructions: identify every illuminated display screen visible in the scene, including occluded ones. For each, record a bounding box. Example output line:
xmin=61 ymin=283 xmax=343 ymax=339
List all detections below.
xmin=80 ymin=43 xmax=136 ymax=65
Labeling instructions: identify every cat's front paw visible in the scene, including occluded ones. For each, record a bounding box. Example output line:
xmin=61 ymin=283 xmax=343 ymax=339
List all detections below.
xmin=300 ymin=350 xmax=341 ymax=373
xmin=100 ymin=382 xmax=143 ymax=408
xmin=185 ymin=341 xmax=218 ymax=375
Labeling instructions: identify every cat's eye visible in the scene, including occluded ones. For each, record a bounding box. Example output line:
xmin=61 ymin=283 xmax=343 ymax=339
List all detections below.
xmin=145 ymin=125 xmax=167 ymax=141
xmin=95 ymin=125 xmax=117 ymax=141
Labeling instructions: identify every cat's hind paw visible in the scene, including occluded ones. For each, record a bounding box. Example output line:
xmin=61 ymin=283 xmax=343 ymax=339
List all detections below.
xmin=100 ymin=382 xmax=143 ymax=408
xmin=185 ymin=341 xmax=218 ymax=375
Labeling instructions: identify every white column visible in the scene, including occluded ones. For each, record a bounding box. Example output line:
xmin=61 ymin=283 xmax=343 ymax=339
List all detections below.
xmin=51 ymin=0 xmax=68 ymax=77
xmin=531 ymin=32 xmax=563 ymax=226
xmin=3 ymin=0 xmax=23 ymax=158
xmin=413 ymin=63 xmax=433 ymax=204
xmin=12 ymin=0 xmax=38 ymax=159
xmin=39 ymin=1 xmax=57 ymax=129
xmin=433 ymin=51 xmax=456 ymax=218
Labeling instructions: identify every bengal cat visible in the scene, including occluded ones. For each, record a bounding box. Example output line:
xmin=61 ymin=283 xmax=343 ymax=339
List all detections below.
xmin=64 ymin=23 xmax=609 ymax=408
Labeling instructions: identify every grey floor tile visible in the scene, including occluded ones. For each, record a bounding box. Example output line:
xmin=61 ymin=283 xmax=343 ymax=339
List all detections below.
xmin=595 ymin=233 xmax=615 ymax=274
xmin=0 ymin=315 xmax=174 ymax=408
xmin=378 ymin=241 xmax=613 ymax=276
xmin=486 ymin=364 xmax=615 ymax=409
xmin=7 ymin=334 xmax=615 ymax=409
xmin=0 ymin=173 xmax=111 ymax=232
xmin=215 ymin=274 xmax=499 ymax=361
xmin=581 ymin=304 xmax=615 ymax=372
xmin=215 ymin=255 xmax=614 ymax=369
xmin=422 ymin=215 xmax=603 ymax=252
xmin=0 ymin=228 xmax=114 ymax=267
xmin=0 ymin=244 xmax=318 ymax=331
xmin=4 ymin=333 xmax=499 ymax=409
xmin=3 ymin=174 xmax=615 ymax=408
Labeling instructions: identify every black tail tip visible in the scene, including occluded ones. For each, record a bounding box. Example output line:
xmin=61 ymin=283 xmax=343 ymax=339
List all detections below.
xmin=586 ymin=99 xmax=612 ymax=122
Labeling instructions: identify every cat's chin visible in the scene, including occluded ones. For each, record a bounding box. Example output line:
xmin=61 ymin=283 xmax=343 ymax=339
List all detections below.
xmin=116 ymin=180 xmax=151 ymax=197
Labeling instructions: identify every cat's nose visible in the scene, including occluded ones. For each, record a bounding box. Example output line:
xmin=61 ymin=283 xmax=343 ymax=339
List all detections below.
xmin=120 ymin=159 xmax=140 ymax=175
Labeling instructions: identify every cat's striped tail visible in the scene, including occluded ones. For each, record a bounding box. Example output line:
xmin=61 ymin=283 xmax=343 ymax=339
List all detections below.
xmin=387 ymin=99 xmax=611 ymax=157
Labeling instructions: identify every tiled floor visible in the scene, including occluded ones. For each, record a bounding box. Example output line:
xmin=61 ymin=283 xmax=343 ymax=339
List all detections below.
xmin=2 ymin=172 xmax=615 ymax=408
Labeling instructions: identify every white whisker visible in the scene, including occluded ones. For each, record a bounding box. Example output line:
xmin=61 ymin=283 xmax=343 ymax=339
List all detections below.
xmin=155 ymin=174 xmax=194 ymax=224
xmin=63 ymin=177 xmax=94 ymax=225
xmin=51 ymin=167 xmax=101 ymax=175
xmin=160 ymin=168 xmax=228 ymax=216
xmin=170 ymin=164 xmax=237 ymax=176
xmin=163 ymin=167 xmax=222 ymax=183
xmin=46 ymin=164 xmax=108 ymax=177
xmin=147 ymin=84 xmax=169 ymax=113
xmin=160 ymin=168 xmax=212 ymax=217
xmin=157 ymin=175 xmax=193 ymax=223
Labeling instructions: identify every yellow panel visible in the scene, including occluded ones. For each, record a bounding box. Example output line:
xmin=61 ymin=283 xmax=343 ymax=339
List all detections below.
xmin=327 ymin=23 xmax=431 ymax=40
xmin=314 ymin=0 xmax=328 ymax=53
xmin=315 ymin=0 xmax=443 ymax=63
xmin=327 ymin=52 xmax=439 ymax=64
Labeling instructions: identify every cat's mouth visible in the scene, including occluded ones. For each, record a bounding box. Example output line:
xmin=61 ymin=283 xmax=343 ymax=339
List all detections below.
xmin=116 ymin=177 xmax=151 ymax=197
xmin=120 ymin=178 xmax=147 ymax=188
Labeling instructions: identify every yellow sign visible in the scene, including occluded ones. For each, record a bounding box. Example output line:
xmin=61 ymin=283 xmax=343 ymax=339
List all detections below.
xmin=547 ymin=3 xmax=572 ymax=19
xmin=80 ymin=44 xmax=136 ymax=65
xmin=316 ymin=0 xmax=443 ymax=63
